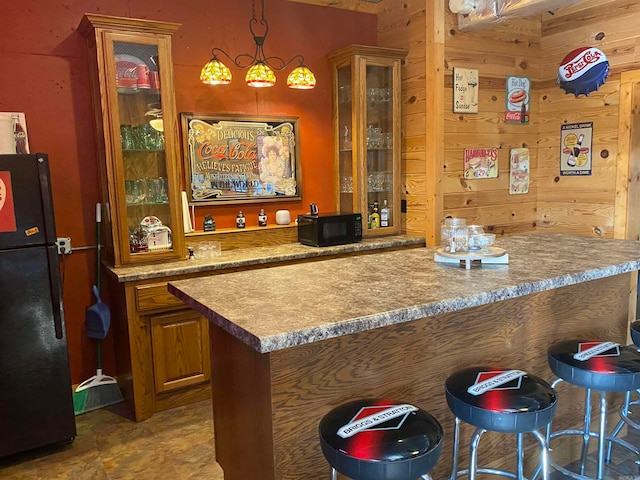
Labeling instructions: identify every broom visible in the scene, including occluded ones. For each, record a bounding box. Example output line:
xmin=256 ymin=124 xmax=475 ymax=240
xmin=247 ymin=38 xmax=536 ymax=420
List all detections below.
xmin=73 ymin=203 xmax=123 ymax=415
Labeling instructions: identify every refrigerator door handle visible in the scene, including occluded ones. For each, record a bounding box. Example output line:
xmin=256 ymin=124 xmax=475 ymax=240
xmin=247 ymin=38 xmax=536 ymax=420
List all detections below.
xmin=47 ymin=247 xmax=64 ymax=339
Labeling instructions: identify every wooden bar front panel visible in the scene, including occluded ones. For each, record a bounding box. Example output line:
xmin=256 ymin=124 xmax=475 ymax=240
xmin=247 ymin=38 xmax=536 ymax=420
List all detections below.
xmin=210 ymin=273 xmax=631 ymax=479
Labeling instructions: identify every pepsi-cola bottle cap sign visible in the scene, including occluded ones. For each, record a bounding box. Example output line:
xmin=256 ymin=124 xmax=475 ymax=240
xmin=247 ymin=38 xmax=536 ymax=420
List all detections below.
xmin=557 ymin=47 xmax=609 ymax=97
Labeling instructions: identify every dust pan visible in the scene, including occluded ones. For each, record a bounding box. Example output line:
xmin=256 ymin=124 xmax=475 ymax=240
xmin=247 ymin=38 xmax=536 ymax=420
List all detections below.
xmin=73 ymin=203 xmax=123 ymax=415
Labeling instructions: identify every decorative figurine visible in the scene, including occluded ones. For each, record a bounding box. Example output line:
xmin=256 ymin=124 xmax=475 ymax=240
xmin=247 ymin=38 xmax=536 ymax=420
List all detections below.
xmin=203 ymin=214 xmax=216 ymax=232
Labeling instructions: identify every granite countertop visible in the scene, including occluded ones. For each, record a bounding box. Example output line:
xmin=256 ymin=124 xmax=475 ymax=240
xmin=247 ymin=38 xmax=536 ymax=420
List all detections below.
xmin=107 ymin=235 xmax=425 ymax=282
xmin=168 ymin=233 xmax=640 ymax=354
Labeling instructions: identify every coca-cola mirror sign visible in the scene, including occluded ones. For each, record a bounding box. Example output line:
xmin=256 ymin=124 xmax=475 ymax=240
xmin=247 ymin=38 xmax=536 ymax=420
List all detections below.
xmin=180 ymin=113 xmax=302 ymax=205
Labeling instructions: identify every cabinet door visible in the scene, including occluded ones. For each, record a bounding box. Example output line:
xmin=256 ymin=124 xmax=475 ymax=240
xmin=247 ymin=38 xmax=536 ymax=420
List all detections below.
xmin=150 ymin=310 xmax=211 ymax=393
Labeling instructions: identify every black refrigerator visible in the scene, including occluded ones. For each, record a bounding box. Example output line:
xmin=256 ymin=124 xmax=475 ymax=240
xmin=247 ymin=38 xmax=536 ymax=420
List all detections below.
xmin=0 ymin=153 xmax=76 ymax=457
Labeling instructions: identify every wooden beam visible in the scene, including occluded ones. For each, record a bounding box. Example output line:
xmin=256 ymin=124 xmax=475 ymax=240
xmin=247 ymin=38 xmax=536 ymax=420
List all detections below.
xmin=425 ymin=0 xmax=445 ymax=246
xmin=285 ymin=0 xmax=381 ymax=14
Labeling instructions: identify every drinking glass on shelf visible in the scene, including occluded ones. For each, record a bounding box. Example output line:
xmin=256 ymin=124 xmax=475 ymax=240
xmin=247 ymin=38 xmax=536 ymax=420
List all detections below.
xmin=120 ymin=125 xmax=135 ymax=150
xmin=340 ymin=176 xmax=353 ymax=193
xmin=125 ymin=179 xmax=145 ymax=204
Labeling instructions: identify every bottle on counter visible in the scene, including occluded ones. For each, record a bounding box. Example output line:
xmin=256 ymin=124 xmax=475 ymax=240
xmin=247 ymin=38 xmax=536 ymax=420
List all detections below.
xmin=371 ymin=201 xmax=380 ymax=228
xmin=258 ymin=209 xmax=267 ymax=227
xmin=236 ymin=210 xmax=246 ymax=228
xmin=12 ymin=114 xmax=28 ymax=154
xmin=380 ymin=199 xmax=390 ymax=227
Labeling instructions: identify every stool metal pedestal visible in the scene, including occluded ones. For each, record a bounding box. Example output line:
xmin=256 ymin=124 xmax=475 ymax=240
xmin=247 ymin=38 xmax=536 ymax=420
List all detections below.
xmin=445 ymin=366 xmax=557 ymax=480
xmin=546 ymin=339 xmax=640 ymax=480
xmin=606 ymin=321 xmax=640 ymax=462
xmin=319 ymin=398 xmax=443 ymax=480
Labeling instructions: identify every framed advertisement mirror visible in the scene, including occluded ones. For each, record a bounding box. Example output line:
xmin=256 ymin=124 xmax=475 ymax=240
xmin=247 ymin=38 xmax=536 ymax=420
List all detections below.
xmin=181 ymin=113 xmax=302 ymax=205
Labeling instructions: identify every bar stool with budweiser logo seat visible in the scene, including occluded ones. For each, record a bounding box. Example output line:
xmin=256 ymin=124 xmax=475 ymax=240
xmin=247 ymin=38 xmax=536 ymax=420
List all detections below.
xmin=546 ymin=339 xmax=640 ymax=479
xmin=445 ymin=366 xmax=557 ymax=480
xmin=318 ymin=398 xmax=443 ymax=480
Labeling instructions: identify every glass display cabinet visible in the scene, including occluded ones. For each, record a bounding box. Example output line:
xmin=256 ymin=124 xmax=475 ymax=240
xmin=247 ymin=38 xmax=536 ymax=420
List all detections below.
xmin=328 ymin=45 xmax=407 ymax=236
xmin=80 ymin=14 xmax=185 ymax=266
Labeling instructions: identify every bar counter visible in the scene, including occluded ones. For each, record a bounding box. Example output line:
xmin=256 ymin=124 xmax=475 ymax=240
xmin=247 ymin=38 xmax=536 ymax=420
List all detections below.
xmin=168 ymin=233 xmax=640 ymax=479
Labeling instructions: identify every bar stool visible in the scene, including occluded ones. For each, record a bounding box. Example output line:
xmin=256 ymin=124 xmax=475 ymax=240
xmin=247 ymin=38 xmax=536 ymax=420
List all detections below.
xmin=546 ymin=339 xmax=640 ymax=479
xmin=445 ymin=366 xmax=557 ymax=480
xmin=607 ymin=322 xmax=640 ymax=460
xmin=318 ymin=398 xmax=443 ymax=480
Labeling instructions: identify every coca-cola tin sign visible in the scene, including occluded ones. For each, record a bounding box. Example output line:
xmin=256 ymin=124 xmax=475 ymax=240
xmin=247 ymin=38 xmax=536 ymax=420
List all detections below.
xmin=558 ymin=47 xmax=609 ymax=97
xmin=505 ymin=76 xmax=530 ymax=125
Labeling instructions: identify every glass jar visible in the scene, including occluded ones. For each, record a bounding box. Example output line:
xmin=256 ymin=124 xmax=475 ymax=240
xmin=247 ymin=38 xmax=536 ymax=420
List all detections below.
xmin=441 ymin=218 xmax=469 ymax=253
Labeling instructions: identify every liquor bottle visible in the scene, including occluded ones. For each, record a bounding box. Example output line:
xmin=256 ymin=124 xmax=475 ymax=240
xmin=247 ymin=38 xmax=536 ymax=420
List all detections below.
xmin=367 ymin=203 xmax=373 ymax=229
xmin=236 ymin=210 xmax=245 ymax=228
xmin=12 ymin=114 xmax=28 ymax=154
xmin=380 ymin=199 xmax=390 ymax=227
xmin=371 ymin=201 xmax=380 ymax=228
xmin=258 ymin=209 xmax=267 ymax=227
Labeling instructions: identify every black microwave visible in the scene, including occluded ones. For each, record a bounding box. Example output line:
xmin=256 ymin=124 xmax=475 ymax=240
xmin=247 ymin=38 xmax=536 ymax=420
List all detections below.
xmin=297 ymin=213 xmax=363 ymax=247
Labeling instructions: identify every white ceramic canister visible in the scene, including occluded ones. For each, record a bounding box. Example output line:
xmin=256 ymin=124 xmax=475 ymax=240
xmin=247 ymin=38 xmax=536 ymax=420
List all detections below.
xmin=275 ymin=210 xmax=291 ymax=225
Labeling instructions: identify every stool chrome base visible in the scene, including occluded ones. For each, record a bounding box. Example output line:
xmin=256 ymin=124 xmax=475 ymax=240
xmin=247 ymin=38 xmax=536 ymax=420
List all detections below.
xmin=449 ymin=416 xmax=551 ymax=480
xmin=546 ymin=380 xmax=640 ymax=480
xmin=606 ymin=390 xmax=640 ymax=462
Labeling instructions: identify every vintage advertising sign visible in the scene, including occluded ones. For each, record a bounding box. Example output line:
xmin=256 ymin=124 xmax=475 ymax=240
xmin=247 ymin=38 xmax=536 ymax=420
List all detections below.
xmin=505 ymin=76 xmax=530 ymax=124
xmin=181 ymin=114 xmax=301 ymax=204
xmin=558 ymin=47 xmax=609 ymax=97
xmin=464 ymin=148 xmax=498 ymax=179
xmin=0 ymin=171 xmax=17 ymax=232
xmin=509 ymin=148 xmax=529 ymax=194
xmin=453 ymin=67 xmax=479 ymax=113
xmin=560 ymin=122 xmax=592 ymax=176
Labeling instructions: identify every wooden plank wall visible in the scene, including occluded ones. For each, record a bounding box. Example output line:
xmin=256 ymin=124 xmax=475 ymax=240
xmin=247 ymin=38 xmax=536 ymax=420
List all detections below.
xmin=378 ymin=0 xmax=431 ymax=239
xmin=379 ymin=1 xmax=542 ymax=243
xmin=378 ymin=0 xmax=640 ymax=244
xmin=538 ymin=0 xmax=640 ymax=238
xmin=442 ymin=13 xmax=541 ymax=238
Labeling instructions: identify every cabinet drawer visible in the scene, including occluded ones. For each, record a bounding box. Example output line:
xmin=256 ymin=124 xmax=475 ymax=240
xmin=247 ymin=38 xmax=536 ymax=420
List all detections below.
xmin=135 ymin=283 xmax=184 ymax=312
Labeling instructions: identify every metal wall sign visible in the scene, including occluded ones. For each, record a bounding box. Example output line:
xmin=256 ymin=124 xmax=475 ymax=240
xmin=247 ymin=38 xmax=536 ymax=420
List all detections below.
xmin=560 ymin=122 xmax=592 ymax=176
xmin=505 ymin=76 xmax=530 ymax=124
xmin=453 ymin=67 xmax=479 ymax=113
xmin=181 ymin=113 xmax=302 ymax=204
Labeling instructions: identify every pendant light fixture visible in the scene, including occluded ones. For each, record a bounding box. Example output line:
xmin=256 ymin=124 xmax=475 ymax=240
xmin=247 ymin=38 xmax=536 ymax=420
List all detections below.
xmin=200 ymin=0 xmax=316 ymax=89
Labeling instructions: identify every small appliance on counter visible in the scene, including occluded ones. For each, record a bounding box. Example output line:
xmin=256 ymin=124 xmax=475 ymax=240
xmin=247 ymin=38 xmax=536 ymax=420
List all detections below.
xmin=297 ymin=204 xmax=362 ymax=247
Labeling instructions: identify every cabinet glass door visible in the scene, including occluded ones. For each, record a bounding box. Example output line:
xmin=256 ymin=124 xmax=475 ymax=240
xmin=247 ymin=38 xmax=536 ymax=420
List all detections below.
xmin=112 ymin=40 xmax=174 ymax=258
xmin=337 ymin=65 xmax=354 ymax=214
xmin=365 ymin=64 xmax=394 ymax=230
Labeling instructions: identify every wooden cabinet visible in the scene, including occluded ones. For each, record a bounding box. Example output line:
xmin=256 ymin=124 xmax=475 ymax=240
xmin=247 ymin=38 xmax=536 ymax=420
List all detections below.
xmin=79 ymin=14 xmax=185 ymax=267
xmin=150 ymin=310 xmax=210 ymax=393
xmin=328 ymin=45 xmax=407 ymax=236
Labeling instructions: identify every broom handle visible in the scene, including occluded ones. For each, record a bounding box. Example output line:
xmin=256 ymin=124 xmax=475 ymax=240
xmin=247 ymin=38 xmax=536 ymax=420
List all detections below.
xmin=96 ymin=339 xmax=102 ymax=371
xmin=96 ymin=203 xmax=102 ymax=293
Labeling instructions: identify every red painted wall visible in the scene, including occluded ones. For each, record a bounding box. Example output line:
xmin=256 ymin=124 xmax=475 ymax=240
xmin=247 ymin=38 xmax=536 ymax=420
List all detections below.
xmin=0 ymin=0 xmax=376 ymax=384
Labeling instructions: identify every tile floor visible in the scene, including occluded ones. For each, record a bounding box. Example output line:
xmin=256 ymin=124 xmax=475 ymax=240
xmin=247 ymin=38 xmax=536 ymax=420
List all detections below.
xmin=1 ymin=398 xmax=640 ymax=479
xmin=0 ymin=399 xmax=223 ymax=480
